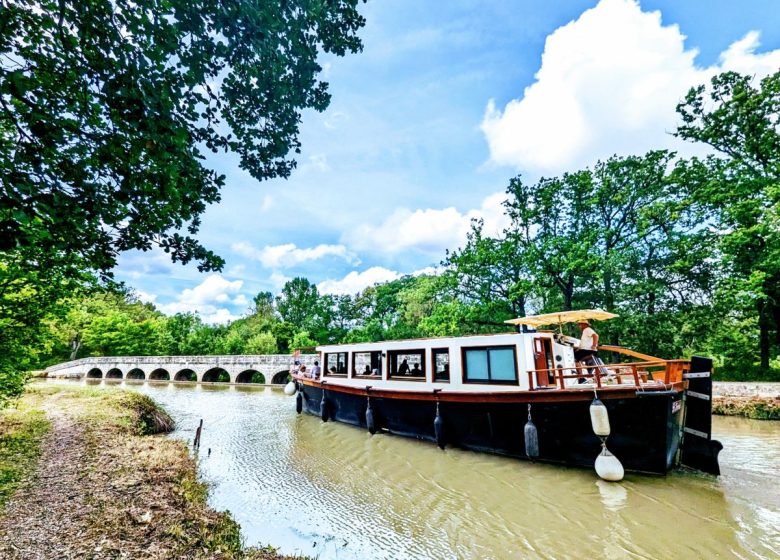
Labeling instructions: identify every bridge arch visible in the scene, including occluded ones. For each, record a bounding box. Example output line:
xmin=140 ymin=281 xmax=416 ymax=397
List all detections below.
xmin=271 ymin=369 xmax=290 ymax=384
xmin=86 ymin=368 xmax=103 ymax=379
xmin=149 ymin=368 xmax=170 ymax=381
xmin=236 ymin=369 xmax=265 ymax=384
xmin=174 ymin=369 xmax=197 ymax=382
xmin=105 ymin=368 xmax=123 ymax=379
xmin=126 ymin=368 xmax=145 ymax=380
xmin=202 ymin=367 xmax=230 ymax=383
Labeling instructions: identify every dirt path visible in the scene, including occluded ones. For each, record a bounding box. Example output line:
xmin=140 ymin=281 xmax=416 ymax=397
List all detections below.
xmin=0 ymin=413 xmax=95 ymax=559
xmin=0 ymin=386 xmax=264 ymax=560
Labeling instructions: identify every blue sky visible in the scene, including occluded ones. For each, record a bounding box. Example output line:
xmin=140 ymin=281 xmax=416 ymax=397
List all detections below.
xmin=116 ymin=0 xmax=780 ymax=323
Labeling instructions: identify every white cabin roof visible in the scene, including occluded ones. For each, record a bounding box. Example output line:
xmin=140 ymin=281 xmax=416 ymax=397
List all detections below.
xmin=316 ymin=331 xmax=527 ymax=353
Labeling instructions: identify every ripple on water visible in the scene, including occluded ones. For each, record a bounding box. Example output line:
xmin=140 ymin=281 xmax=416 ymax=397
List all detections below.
xmin=47 ymin=380 xmax=780 ymax=560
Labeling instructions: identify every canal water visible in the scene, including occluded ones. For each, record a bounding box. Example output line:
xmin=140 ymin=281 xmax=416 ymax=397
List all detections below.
xmin=78 ymin=381 xmax=779 ymax=559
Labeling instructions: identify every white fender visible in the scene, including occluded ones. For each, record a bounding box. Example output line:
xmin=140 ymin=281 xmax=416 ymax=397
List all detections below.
xmin=595 ymin=447 xmax=624 ymax=482
xmin=284 ymin=381 xmax=297 ymax=396
xmin=590 ymin=397 xmax=611 ymax=437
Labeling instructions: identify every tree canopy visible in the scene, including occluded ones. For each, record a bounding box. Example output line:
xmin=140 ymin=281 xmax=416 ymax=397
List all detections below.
xmin=1 ymin=0 xmax=365 ymax=273
xmin=0 ymin=0 xmax=366 ymax=403
xmin=676 ymin=70 xmax=780 ymax=371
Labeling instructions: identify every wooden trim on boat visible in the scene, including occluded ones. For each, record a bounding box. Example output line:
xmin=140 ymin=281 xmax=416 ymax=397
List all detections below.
xmin=597 ymin=345 xmax=662 ymax=362
xmin=295 ymin=376 xmax=686 ymax=404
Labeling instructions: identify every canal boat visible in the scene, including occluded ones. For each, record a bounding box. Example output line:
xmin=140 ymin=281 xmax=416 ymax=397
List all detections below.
xmin=291 ymin=310 xmax=722 ymax=477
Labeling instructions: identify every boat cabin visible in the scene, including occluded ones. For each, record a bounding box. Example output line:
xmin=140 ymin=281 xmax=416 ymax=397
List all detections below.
xmin=317 ymin=330 xmax=683 ymax=393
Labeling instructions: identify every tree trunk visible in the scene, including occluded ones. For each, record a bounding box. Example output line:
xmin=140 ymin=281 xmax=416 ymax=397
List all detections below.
xmin=562 ymin=278 xmax=573 ymax=311
xmin=512 ymin=296 xmax=526 ymax=319
xmin=69 ymin=332 xmax=81 ymax=361
xmin=603 ymin=268 xmax=614 ymax=311
xmin=758 ymin=300 xmax=770 ymax=372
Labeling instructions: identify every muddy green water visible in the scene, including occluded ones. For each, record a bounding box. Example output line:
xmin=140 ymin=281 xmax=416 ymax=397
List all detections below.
xmin=70 ymin=380 xmax=779 ymax=559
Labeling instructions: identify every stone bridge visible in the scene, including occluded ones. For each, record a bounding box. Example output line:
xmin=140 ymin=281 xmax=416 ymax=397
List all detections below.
xmin=45 ymin=354 xmax=319 ymax=385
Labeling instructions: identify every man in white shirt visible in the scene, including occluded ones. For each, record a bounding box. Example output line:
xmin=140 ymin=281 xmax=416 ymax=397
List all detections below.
xmin=575 ymin=320 xmax=599 ymax=362
xmin=310 ymin=360 xmax=321 ymax=379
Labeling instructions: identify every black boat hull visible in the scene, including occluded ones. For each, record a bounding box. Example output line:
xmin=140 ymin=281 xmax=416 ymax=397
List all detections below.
xmin=297 ymin=384 xmax=684 ymax=475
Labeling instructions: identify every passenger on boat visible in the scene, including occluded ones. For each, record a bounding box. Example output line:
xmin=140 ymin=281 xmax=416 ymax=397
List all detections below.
xmin=363 ymin=365 xmax=372 ymax=375
xmin=398 ymin=359 xmax=410 ymax=374
xmin=310 ymin=361 xmax=321 ymax=379
xmin=299 ymin=364 xmax=307 ymax=376
xmin=290 ymin=360 xmax=300 ymax=376
xmin=411 ymin=363 xmax=422 ymax=376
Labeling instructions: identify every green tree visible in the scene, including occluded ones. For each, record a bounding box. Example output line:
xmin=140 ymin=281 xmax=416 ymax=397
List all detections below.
xmin=445 ymin=221 xmax=531 ymax=326
xmin=1 ymin=0 xmax=366 ymax=274
xmin=271 ymin=321 xmax=298 ymax=354
xmin=244 ymin=332 xmax=278 ymax=355
xmin=276 ymin=277 xmax=321 ymax=329
xmin=0 ymin=250 xmax=91 ymax=405
xmin=54 ymin=290 xmax=166 ymax=357
xmin=504 ymin=171 xmax=600 ymax=311
xmin=0 ymin=0 xmax=366 ymax=405
xmin=676 ymin=70 xmax=780 ymax=373
xmin=291 ymin=330 xmax=317 ymax=350
xmin=252 ymin=291 xmax=276 ymax=320
xmin=158 ymin=313 xmax=204 ymax=355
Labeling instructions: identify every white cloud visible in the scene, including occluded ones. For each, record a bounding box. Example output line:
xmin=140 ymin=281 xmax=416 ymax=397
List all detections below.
xmin=318 ymin=266 xmax=402 ymax=295
xmin=180 ymin=274 xmax=242 ymax=305
xmin=323 ymin=110 xmax=347 ymax=130
xmin=718 ymin=31 xmax=780 ymax=75
xmin=317 ymin=264 xmax=445 ymax=296
xmin=297 ymin=153 xmax=331 ymax=174
xmin=411 ymin=266 xmax=444 ymax=277
xmin=270 ymin=271 xmax=292 ymax=290
xmin=156 ymin=274 xmax=247 ymax=324
xmin=117 ymin=248 xmax=176 ymax=280
xmin=260 ymin=195 xmax=273 ymax=212
xmin=133 ymin=290 xmax=158 ymax=304
xmin=343 ymin=191 xmax=509 ymax=256
xmin=232 ymin=241 xmax=358 ymax=269
xmin=202 ymin=308 xmax=241 ymax=325
xmin=481 ymin=0 xmax=780 ymax=175
xmin=227 ymin=264 xmax=246 ymax=276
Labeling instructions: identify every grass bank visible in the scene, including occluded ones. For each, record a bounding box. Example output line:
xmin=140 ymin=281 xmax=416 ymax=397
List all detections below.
xmin=0 ymin=385 xmax=305 ymax=559
xmin=712 ymin=396 xmax=780 ymax=420
xmin=0 ymin=400 xmax=50 ymax=507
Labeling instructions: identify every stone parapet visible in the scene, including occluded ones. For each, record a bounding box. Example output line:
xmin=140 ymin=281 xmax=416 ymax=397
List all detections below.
xmin=45 ymin=354 xmax=319 ymax=384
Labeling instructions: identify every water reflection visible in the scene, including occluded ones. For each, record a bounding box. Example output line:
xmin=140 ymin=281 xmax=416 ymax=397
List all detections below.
xmin=41 ymin=380 xmax=780 ymax=559
xmin=596 ymin=479 xmax=627 ymax=511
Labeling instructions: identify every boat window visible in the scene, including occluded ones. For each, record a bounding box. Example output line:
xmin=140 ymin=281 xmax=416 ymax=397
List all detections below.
xmin=433 ymin=348 xmax=450 ymax=382
xmin=462 ymin=346 xmax=518 ymax=384
xmin=352 ymin=351 xmax=382 ymax=377
xmin=388 ymin=350 xmax=425 ymax=380
xmin=325 ymin=352 xmax=348 ymax=376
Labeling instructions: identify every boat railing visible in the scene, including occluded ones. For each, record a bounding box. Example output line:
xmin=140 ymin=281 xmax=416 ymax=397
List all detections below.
xmin=527 ymin=357 xmax=689 ymax=390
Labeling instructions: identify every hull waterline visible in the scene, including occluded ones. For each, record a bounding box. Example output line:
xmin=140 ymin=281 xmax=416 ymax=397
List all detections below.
xmin=296 ymin=382 xmax=684 ymax=475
